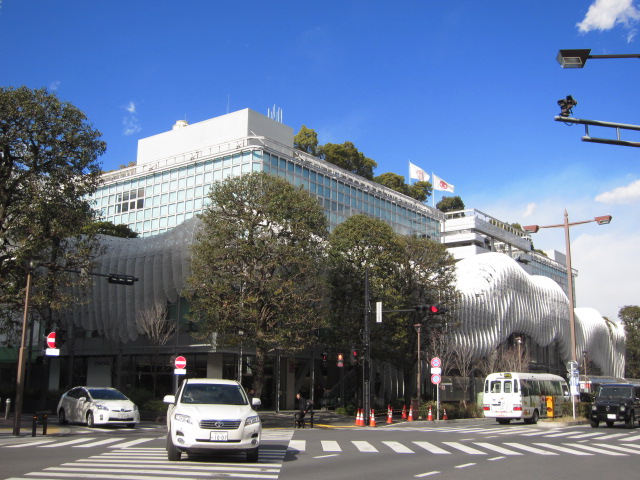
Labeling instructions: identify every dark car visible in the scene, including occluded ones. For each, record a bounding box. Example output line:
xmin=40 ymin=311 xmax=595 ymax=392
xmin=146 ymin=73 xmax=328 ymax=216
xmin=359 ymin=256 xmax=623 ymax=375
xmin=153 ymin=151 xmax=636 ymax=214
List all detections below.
xmin=590 ymin=383 xmax=640 ymax=429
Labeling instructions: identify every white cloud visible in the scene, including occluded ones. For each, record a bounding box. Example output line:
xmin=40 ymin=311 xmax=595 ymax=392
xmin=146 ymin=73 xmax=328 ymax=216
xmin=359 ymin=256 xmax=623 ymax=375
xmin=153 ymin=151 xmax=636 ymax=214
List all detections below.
xmin=595 ymin=179 xmax=640 ymax=204
xmin=577 ymin=0 xmax=640 ymax=32
xmin=522 ymin=202 xmax=536 ymax=218
xmin=49 ymin=81 xmax=61 ymax=91
xmin=628 ymin=27 xmax=638 ymax=41
xmin=122 ymin=101 xmax=141 ymax=136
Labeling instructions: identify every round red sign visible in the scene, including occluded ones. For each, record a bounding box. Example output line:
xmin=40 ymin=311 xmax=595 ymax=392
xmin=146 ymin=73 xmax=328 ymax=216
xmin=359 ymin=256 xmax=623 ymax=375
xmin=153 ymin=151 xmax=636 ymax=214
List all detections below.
xmin=174 ymin=356 xmax=187 ymax=369
xmin=46 ymin=332 xmax=56 ymax=349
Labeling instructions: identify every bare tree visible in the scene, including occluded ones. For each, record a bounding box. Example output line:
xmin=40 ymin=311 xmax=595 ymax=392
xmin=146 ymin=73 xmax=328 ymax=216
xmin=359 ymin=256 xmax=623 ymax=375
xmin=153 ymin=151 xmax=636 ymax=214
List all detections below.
xmin=499 ymin=345 xmax=530 ymax=373
xmin=477 ymin=347 xmax=502 ymax=380
xmin=451 ymin=341 xmax=475 ymax=407
xmin=136 ymin=300 xmax=177 ymax=396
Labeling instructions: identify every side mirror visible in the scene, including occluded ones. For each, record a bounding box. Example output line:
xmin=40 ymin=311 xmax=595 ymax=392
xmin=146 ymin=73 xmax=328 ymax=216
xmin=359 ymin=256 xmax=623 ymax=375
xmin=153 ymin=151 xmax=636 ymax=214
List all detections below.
xmin=252 ymin=397 xmax=262 ymax=408
xmin=163 ymin=395 xmax=176 ymax=404
xmin=78 ymin=397 xmax=87 ymax=403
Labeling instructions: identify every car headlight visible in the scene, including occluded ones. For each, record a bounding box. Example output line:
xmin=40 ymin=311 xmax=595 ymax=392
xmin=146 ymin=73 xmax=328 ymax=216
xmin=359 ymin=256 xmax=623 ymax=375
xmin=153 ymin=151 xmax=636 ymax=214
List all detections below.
xmin=620 ymin=406 xmax=626 ymax=412
xmin=95 ymin=404 xmax=109 ymax=411
xmin=174 ymin=413 xmax=193 ymax=424
xmin=245 ymin=415 xmax=260 ymax=426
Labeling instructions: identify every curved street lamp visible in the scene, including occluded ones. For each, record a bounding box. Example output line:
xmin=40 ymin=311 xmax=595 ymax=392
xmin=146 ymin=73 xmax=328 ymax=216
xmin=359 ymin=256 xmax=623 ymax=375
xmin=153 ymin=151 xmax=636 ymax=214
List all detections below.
xmin=522 ymin=210 xmax=611 ymax=364
xmin=557 ymin=49 xmax=640 ymax=68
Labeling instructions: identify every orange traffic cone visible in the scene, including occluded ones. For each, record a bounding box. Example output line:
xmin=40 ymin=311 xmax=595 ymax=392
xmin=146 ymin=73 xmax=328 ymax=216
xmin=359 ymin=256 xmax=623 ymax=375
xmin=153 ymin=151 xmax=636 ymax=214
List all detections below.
xmin=408 ymin=405 xmax=414 ymax=422
xmin=443 ymin=408 xmax=448 ymax=420
xmin=427 ymin=405 xmax=434 ymax=421
xmin=370 ymin=409 xmax=377 ymax=427
xmin=358 ymin=408 xmax=365 ymax=426
xmin=355 ymin=408 xmax=361 ymax=426
xmin=401 ymin=405 xmax=407 ymax=420
xmin=386 ymin=405 xmax=393 ymax=424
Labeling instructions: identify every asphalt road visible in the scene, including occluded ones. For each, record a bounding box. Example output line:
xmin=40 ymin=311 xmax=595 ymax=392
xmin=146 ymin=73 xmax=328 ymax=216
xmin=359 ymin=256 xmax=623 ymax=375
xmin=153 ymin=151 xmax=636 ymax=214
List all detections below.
xmin=2 ymin=415 xmax=640 ymax=479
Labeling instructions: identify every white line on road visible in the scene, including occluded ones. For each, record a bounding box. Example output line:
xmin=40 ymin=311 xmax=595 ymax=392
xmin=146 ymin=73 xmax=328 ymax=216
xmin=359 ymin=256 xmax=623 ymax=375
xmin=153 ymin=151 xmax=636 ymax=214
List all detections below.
xmin=321 ymin=440 xmax=341 ymax=452
xmin=455 ymin=463 xmax=476 ymax=469
xmin=415 ymin=471 xmax=441 ymax=477
xmin=412 ymin=441 xmax=450 ymax=454
xmin=532 ymin=443 xmax=592 ymax=455
xmin=442 ymin=442 xmax=486 ymax=455
xmin=382 ymin=441 xmax=414 ymax=453
xmin=352 ymin=441 xmax=378 ymax=452
xmin=473 ymin=442 xmax=522 ymax=455
xmin=503 ymin=442 xmax=558 ymax=455
xmin=41 ymin=438 xmax=97 ymax=447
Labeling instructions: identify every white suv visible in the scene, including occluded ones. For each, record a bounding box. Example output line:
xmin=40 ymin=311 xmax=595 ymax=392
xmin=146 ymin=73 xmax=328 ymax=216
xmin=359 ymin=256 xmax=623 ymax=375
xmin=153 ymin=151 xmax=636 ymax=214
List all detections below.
xmin=163 ymin=378 xmax=262 ymax=462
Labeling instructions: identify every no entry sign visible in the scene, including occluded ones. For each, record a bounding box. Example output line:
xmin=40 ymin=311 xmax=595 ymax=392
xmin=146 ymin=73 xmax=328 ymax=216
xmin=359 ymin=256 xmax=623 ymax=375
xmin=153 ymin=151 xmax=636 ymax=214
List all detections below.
xmin=45 ymin=332 xmax=60 ymax=356
xmin=174 ymin=355 xmax=187 ymax=374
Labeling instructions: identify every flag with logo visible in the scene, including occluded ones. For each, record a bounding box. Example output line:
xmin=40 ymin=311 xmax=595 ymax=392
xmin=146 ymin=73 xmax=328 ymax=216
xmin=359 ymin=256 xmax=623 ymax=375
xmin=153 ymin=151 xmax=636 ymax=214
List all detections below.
xmin=433 ymin=174 xmax=454 ymax=193
xmin=409 ymin=162 xmax=429 ymax=182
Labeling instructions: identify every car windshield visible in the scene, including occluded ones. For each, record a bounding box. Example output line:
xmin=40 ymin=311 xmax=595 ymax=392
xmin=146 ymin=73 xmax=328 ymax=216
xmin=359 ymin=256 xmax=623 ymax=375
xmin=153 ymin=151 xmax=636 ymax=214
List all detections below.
xmin=181 ymin=384 xmax=247 ymax=405
xmin=88 ymin=389 xmax=129 ymax=401
xmin=598 ymin=386 xmax=632 ymax=399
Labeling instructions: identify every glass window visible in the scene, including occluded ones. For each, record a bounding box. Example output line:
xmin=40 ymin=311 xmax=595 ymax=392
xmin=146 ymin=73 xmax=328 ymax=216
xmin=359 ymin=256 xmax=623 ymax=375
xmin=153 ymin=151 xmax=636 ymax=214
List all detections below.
xmin=504 ymin=381 xmax=512 ymax=393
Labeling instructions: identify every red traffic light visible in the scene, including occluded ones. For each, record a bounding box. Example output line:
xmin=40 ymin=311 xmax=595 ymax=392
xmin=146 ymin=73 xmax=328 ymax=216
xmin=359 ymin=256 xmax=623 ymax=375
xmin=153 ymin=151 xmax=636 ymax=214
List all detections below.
xmin=337 ymin=353 xmax=344 ymax=361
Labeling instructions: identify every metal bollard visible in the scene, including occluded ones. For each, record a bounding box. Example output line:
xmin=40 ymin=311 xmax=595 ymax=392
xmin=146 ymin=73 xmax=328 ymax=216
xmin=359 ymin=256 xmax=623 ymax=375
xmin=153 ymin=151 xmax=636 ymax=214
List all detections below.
xmin=42 ymin=412 xmax=48 ymax=435
xmin=4 ymin=398 xmax=10 ymax=420
xmin=32 ymin=414 xmax=38 ymax=437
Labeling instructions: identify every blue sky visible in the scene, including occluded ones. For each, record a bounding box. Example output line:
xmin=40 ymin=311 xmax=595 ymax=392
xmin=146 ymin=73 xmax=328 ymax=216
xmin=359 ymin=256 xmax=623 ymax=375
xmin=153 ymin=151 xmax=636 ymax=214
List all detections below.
xmin=2 ymin=0 xmax=639 ymax=320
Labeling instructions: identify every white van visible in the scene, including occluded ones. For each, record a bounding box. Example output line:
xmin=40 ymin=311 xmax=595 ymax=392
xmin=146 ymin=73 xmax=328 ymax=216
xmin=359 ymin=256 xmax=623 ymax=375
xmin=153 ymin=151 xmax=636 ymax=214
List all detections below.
xmin=483 ymin=372 xmax=570 ymax=424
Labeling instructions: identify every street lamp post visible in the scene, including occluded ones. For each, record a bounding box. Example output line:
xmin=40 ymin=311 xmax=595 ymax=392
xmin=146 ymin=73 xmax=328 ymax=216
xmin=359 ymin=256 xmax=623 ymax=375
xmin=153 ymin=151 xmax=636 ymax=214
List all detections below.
xmin=556 ymin=49 xmax=640 ymax=68
xmin=414 ymin=324 xmax=422 ymax=403
xmin=516 ymin=336 xmax=523 ymax=372
xmin=523 ymin=210 xmax=611 ymax=364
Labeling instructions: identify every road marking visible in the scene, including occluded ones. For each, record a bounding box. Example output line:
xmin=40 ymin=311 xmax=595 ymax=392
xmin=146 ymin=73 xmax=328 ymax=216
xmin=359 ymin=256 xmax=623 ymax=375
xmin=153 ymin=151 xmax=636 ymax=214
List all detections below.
xmin=415 ymin=471 xmax=441 ymax=477
xmin=108 ymin=437 xmax=156 ymax=448
xmin=74 ymin=438 xmax=126 ymax=448
xmin=41 ymin=438 xmax=97 ymax=447
xmin=473 ymin=442 xmax=522 ymax=455
xmin=313 ymin=454 xmax=340 ymax=458
xmin=503 ymin=442 xmax=558 ymax=455
xmin=321 ymin=440 xmax=341 ymax=452
xmin=288 ymin=439 xmax=306 ymax=452
xmin=593 ymin=443 xmax=640 ymax=454
xmin=564 ymin=432 xmax=606 ymax=439
xmin=352 ymin=441 xmax=378 ymax=452
xmin=382 ymin=441 xmax=414 ymax=453
xmin=532 ymin=443 xmax=592 ymax=455
xmin=455 ymin=463 xmax=476 ymax=468
xmin=564 ymin=443 xmax=626 ymax=455
xmin=620 ymin=434 xmax=640 ymax=442
xmin=488 ymin=456 xmax=506 ymax=461
xmin=413 ymin=441 xmax=451 ymax=454
xmin=6 ymin=439 xmax=57 ymax=448
xmin=442 ymin=442 xmax=486 ymax=455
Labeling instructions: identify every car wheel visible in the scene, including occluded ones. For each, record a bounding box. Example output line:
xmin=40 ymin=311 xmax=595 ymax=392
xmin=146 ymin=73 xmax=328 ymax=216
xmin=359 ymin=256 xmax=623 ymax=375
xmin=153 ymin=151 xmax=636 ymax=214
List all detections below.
xmin=246 ymin=447 xmax=259 ymax=462
xmin=167 ymin=434 xmax=181 ymax=461
xmin=58 ymin=409 xmax=68 ymax=425
xmin=127 ymin=423 xmax=136 ymax=429
xmin=86 ymin=412 xmax=95 ymax=428
xmin=606 ymin=421 xmax=614 ymax=427
xmin=589 ymin=419 xmax=599 ymax=428
xmin=625 ymin=411 xmax=635 ymax=429
xmin=497 ymin=419 xmax=511 ymax=425
xmin=530 ymin=410 xmax=539 ymax=425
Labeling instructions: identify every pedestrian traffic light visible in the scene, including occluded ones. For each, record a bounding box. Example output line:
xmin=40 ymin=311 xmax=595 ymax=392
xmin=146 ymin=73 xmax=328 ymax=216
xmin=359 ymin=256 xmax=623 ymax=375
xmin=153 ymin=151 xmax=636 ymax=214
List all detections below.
xmin=321 ymin=352 xmax=328 ymax=372
xmin=350 ymin=348 xmax=358 ymax=366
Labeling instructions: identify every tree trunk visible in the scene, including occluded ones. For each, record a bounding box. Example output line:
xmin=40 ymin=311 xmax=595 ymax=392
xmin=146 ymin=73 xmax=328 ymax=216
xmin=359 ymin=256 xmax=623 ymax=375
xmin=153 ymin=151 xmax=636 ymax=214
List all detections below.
xmin=253 ymin=346 xmax=266 ymax=399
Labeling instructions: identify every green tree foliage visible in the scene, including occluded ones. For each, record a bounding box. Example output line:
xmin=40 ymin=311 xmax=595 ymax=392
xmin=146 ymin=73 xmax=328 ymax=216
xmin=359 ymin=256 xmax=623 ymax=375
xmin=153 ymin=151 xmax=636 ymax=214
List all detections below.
xmin=436 ymin=195 xmax=465 ymax=213
xmin=620 ymin=305 xmax=640 ymax=378
xmin=83 ymin=221 xmax=139 ymax=238
xmin=293 ymin=125 xmax=319 ymax=156
xmin=407 ymin=181 xmax=432 ymax=202
xmin=318 ymin=142 xmax=377 ymax=180
xmin=186 ymin=172 xmax=329 ymax=397
xmin=0 ymin=87 xmax=105 ymax=339
xmin=326 ymin=215 xmax=458 ymax=398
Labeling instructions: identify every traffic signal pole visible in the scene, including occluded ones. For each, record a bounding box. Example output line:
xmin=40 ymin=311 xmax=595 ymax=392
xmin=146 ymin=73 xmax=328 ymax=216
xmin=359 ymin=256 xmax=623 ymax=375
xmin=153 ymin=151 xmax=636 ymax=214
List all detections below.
xmin=363 ymin=268 xmax=371 ymax=426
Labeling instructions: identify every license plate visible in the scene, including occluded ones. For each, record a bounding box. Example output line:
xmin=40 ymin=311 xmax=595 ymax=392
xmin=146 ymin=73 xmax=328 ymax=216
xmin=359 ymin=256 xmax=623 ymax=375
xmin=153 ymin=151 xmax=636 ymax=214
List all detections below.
xmin=118 ymin=413 xmax=129 ymax=419
xmin=210 ymin=431 xmax=228 ymax=441
xmin=607 ymin=414 xmax=617 ymax=420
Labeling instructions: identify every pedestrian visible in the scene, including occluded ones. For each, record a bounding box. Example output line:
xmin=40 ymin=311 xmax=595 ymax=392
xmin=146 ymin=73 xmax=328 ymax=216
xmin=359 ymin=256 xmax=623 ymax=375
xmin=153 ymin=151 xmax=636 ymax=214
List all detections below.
xmin=295 ymin=392 xmax=310 ymax=428
xmin=246 ymin=388 xmax=256 ymax=405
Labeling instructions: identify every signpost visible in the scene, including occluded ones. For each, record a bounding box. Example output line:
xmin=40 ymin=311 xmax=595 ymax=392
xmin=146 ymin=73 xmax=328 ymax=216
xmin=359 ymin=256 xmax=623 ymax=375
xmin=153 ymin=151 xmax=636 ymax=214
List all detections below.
xmin=567 ymin=360 xmax=579 ymax=419
xmin=174 ymin=355 xmax=187 ymax=375
xmin=431 ymin=357 xmax=442 ymax=420
xmin=45 ymin=332 xmax=59 ymax=356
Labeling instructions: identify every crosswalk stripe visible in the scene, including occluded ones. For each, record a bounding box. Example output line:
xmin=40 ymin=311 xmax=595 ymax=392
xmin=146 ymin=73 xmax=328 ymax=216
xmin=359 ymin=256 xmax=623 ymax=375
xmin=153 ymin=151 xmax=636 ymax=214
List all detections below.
xmin=539 ymin=431 xmax=583 ymax=438
xmin=620 ymin=434 xmax=640 ymax=442
xmin=532 ymin=443 xmax=592 ymax=455
xmin=321 ymin=440 xmax=341 ymax=452
xmin=442 ymin=442 xmax=486 ymax=455
xmin=564 ymin=432 xmax=606 ymax=439
xmin=503 ymin=442 xmax=558 ymax=455
xmin=352 ymin=441 xmax=378 ymax=452
xmin=108 ymin=438 xmax=156 ymax=448
xmin=288 ymin=439 xmax=306 ymax=452
xmin=41 ymin=438 xmax=97 ymax=447
xmin=6 ymin=439 xmax=57 ymax=448
xmin=564 ymin=443 xmax=626 ymax=456
xmin=413 ymin=441 xmax=450 ymax=454
xmin=592 ymin=443 xmax=640 ymax=454
xmin=382 ymin=441 xmax=414 ymax=453
xmin=74 ymin=438 xmax=126 ymax=448
xmin=473 ymin=442 xmax=522 ymax=455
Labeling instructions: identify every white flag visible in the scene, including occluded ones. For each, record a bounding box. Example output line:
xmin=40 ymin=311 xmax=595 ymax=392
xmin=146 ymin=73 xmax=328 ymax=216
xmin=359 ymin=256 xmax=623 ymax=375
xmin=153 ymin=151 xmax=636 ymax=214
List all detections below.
xmin=433 ymin=174 xmax=454 ymax=193
xmin=409 ymin=162 xmax=429 ymax=182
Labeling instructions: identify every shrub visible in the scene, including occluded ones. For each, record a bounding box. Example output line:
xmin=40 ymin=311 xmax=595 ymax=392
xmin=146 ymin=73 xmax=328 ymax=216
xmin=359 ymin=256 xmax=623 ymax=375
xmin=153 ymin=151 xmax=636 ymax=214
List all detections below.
xmin=142 ymin=399 xmax=167 ymax=412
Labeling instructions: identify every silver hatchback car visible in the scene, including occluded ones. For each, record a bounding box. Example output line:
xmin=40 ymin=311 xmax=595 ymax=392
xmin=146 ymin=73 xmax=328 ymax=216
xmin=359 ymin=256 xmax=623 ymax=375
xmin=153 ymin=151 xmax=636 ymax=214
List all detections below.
xmin=57 ymin=387 xmax=140 ymax=428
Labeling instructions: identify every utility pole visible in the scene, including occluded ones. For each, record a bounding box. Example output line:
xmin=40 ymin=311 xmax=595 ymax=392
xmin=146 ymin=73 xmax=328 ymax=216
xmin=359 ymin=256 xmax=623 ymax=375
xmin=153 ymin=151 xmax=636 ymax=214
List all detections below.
xmin=362 ymin=268 xmax=371 ymax=426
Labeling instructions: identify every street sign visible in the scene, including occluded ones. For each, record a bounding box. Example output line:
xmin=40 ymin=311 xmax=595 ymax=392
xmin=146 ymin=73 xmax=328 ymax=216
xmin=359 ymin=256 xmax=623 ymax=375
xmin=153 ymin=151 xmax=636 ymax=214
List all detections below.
xmin=376 ymin=301 xmax=382 ymax=323
xmin=174 ymin=355 xmax=187 ymax=375
xmin=430 ymin=357 xmax=441 ymax=368
xmin=431 ymin=374 xmax=441 ymax=385
xmin=430 ymin=367 xmax=442 ymax=375
xmin=45 ymin=332 xmax=60 ymax=356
